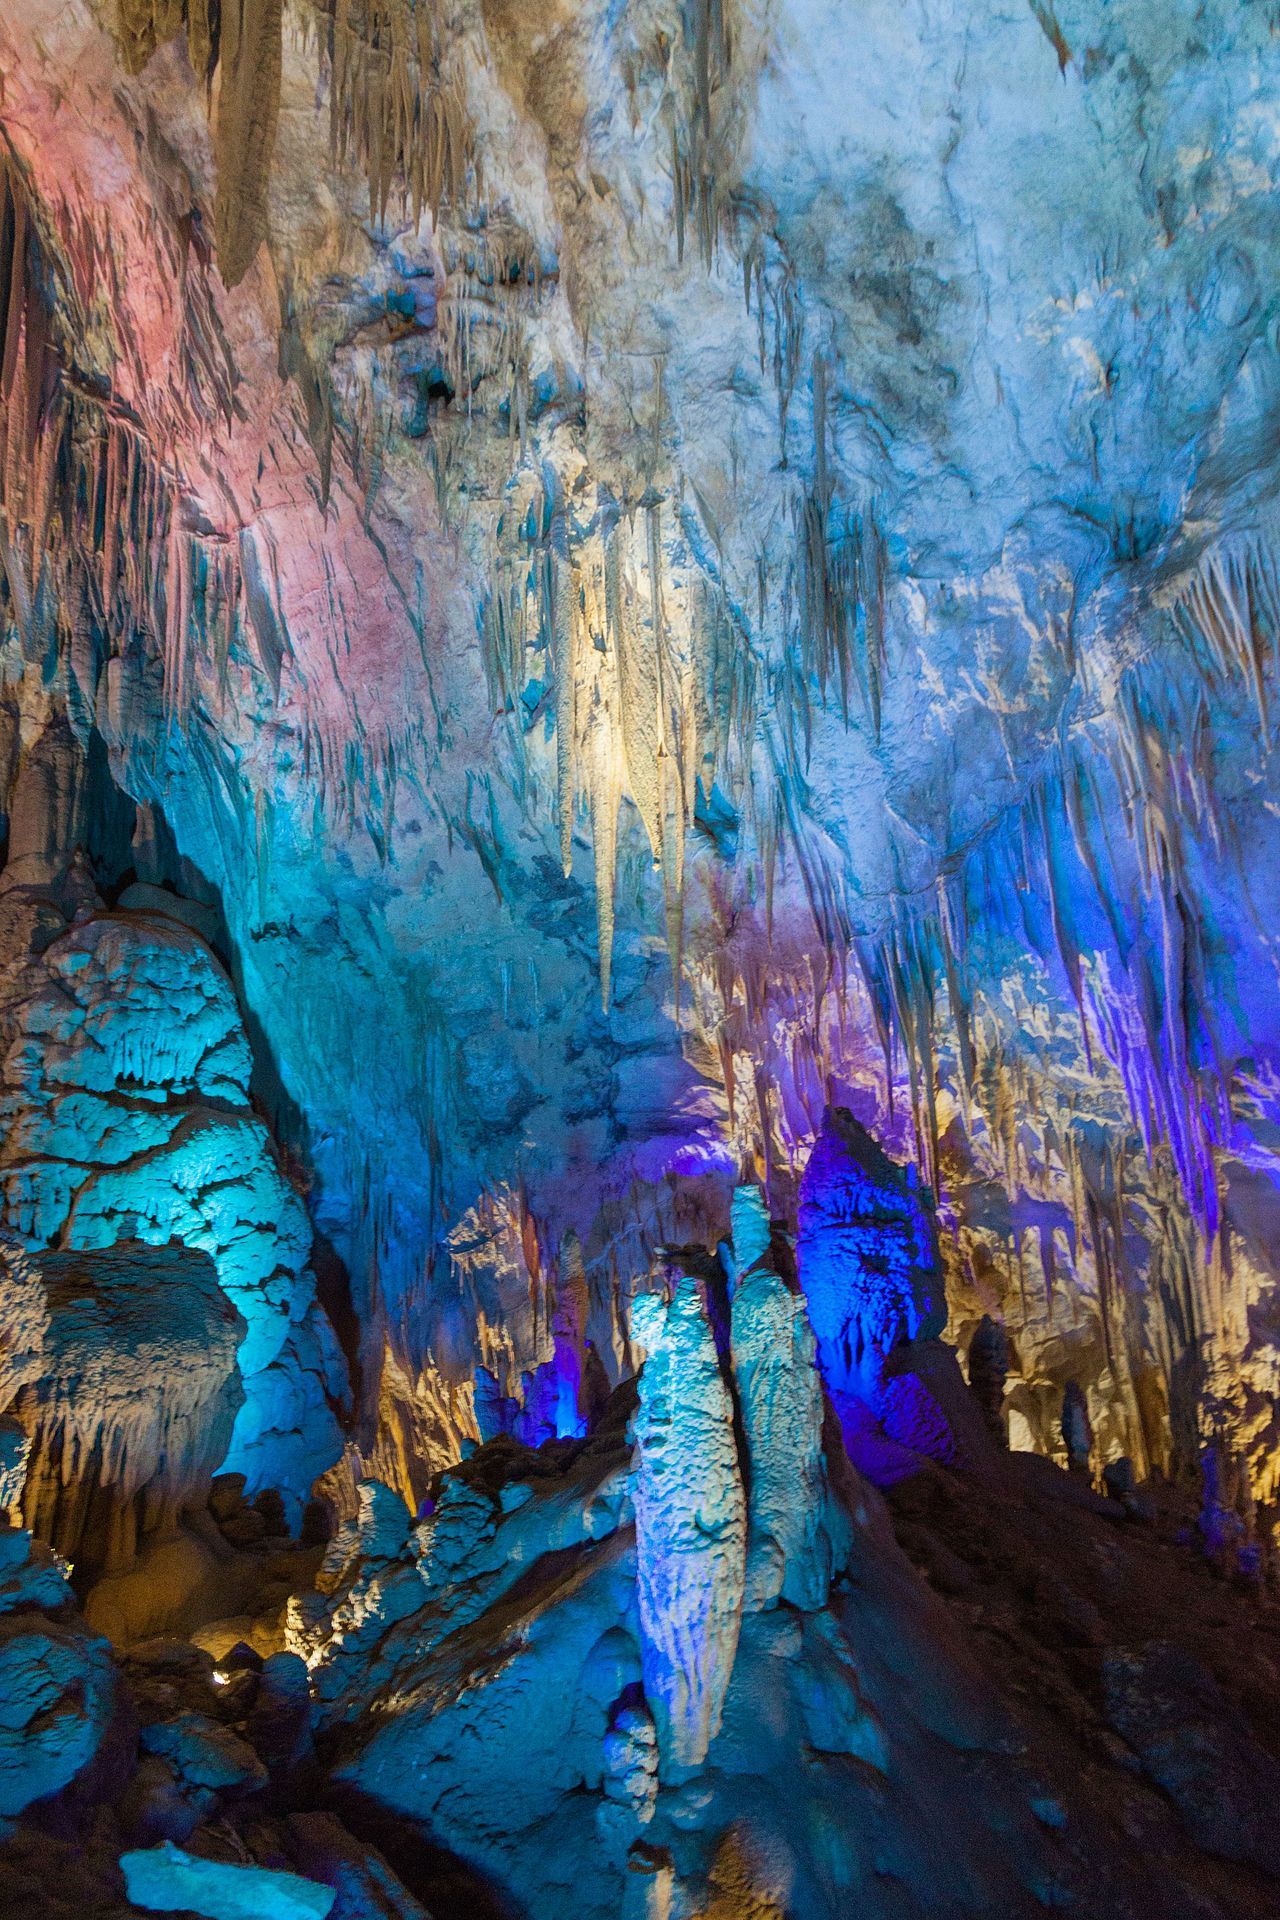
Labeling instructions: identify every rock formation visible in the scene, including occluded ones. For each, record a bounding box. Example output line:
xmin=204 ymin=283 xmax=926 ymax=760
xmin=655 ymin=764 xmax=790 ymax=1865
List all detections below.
xmin=629 ymin=1276 xmax=747 ymax=1774
xmin=796 ymin=1107 xmax=956 ymax=1479
xmin=0 ymin=0 xmax=1277 ymax=1911
xmin=0 ymin=880 xmax=345 ymax=1537
xmin=730 ymin=1259 xmax=834 ymax=1614
xmin=17 ymin=1243 xmax=244 ymax=1576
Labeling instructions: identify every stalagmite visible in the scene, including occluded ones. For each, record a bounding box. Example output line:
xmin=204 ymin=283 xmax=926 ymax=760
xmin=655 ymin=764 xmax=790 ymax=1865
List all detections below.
xmin=729 ymin=1233 xmax=833 ymax=1611
xmin=629 ymin=1277 xmax=746 ymax=1774
xmin=796 ymin=1107 xmax=944 ymax=1426
xmin=728 ymin=1182 xmax=772 ymax=1280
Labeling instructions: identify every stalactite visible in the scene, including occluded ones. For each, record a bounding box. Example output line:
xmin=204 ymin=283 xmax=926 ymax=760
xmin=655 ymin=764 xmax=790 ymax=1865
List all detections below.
xmin=667 ymin=0 xmax=733 ymax=267
xmin=114 ymin=1 xmax=471 ymax=284
xmin=1172 ymin=535 xmax=1280 ymax=737
xmin=113 ymin=1 xmax=218 ymax=82
xmin=796 ymin=356 xmax=886 ymax=737
xmin=321 ymin=0 xmax=471 ymax=230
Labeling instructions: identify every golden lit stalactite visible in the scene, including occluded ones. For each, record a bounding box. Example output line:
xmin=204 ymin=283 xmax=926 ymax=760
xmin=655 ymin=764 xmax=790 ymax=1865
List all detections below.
xmin=607 ymin=515 xmax=664 ymax=863
xmin=581 ymin=552 xmax=623 ymax=1011
xmin=112 ymin=1 xmax=280 ymax=288
xmin=481 ymin=473 xmax=747 ymax=1014
xmin=322 ymin=0 xmax=471 ymax=229
xmin=548 ymin=489 xmax=578 ymax=880
xmin=113 ymin=0 xmax=218 ymax=81
xmin=213 ymin=0 xmax=285 ymax=290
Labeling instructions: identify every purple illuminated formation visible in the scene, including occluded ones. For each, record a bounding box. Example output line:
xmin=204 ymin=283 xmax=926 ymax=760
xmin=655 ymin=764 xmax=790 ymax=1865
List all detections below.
xmin=797 ymin=1108 xmax=953 ymax=1481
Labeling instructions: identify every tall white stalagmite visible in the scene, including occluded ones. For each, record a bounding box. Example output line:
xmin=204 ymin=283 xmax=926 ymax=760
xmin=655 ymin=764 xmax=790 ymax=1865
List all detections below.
xmin=629 ymin=1277 xmax=746 ymax=1775
xmin=730 ymin=1263 xmax=832 ymax=1613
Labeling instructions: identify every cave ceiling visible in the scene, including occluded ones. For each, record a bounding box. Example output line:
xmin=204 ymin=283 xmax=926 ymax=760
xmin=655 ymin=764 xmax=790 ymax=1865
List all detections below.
xmin=0 ymin=0 xmax=1278 ymax=1485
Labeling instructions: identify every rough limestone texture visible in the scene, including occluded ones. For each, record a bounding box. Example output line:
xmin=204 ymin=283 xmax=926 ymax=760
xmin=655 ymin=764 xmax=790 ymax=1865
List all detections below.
xmin=730 ymin=1260 xmax=834 ymax=1613
xmin=17 ymin=1244 xmax=245 ymax=1575
xmin=798 ymin=1111 xmax=944 ymax=1380
xmin=0 ymin=1529 xmax=116 ymax=1817
xmin=121 ymin=1841 xmax=336 ymax=1919
xmin=0 ymin=890 xmax=344 ymax=1518
xmin=729 ymin=1185 xmax=773 ymax=1282
xmin=138 ymin=1711 xmax=268 ymax=1815
xmin=630 ymin=1278 xmax=746 ymax=1775
xmin=0 ymin=0 xmax=1278 ymax=1518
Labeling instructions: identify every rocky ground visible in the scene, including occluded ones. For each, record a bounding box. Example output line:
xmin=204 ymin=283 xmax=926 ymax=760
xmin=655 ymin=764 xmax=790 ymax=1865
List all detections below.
xmin=887 ymin=1465 xmax=1280 ymax=1918
xmin=5 ymin=1422 xmax=1280 ymax=1919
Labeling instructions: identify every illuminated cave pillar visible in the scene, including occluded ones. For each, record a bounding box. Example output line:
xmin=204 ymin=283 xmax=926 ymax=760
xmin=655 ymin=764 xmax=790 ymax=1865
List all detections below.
xmin=730 ymin=1253 xmax=833 ymax=1614
xmin=629 ymin=1278 xmax=746 ymax=1777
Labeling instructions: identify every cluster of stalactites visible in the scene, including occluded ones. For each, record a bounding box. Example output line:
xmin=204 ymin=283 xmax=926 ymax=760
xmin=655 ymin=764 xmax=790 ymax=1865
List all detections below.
xmin=5 ymin=1245 xmax=247 ymax=1574
xmin=729 ymin=525 xmax=1276 ymax=1242
xmin=482 ymin=473 xmax=758 ymax=1006
xmin=0 ymin=144 xmax=252 ymax=734
xmin=322 ymin=0 xmax=471 ymax=230
xmin=111 ymin=1 xmax=470 ymax=290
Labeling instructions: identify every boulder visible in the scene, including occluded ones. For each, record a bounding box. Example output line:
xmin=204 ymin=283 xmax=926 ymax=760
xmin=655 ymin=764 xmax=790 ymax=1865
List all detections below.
xmin=286 ymin=1812 xmax=431 ymax=1919
xmin=139 ymin=1710 xmax=267 ymax=1811
xmin=0 ymin=1608 xmax=116 ymax=1815
xmin=120 ymin=1841 xmax=336 ymax=1919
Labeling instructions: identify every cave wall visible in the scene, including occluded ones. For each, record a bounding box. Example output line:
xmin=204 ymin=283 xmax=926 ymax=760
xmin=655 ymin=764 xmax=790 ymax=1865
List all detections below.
xmin=0 ymin=0 xmax=1276 ymax=1511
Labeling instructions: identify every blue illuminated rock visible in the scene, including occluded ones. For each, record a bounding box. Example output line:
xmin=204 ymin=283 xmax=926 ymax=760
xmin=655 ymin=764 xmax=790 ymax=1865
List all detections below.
xmin=797 ymin=1109 xmax=950 ymax=1480
xmin=120 ymin=1841 xmax=336 ymax=1918
xmin=139 ymin=1710 xmax=268 ymax=1812
xmin=728 ymin=1185 xmax=773 ymax=1282
xmin=729 ymin=1254 xmax=837 ymax=1612
xmin=0 ymin=900 xmax=344 ymax=1525
xmin=629 ymin=1278 xmax=746 ymax=1774
xmin=0 ymin=1536 xmax=116 ymax=1817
